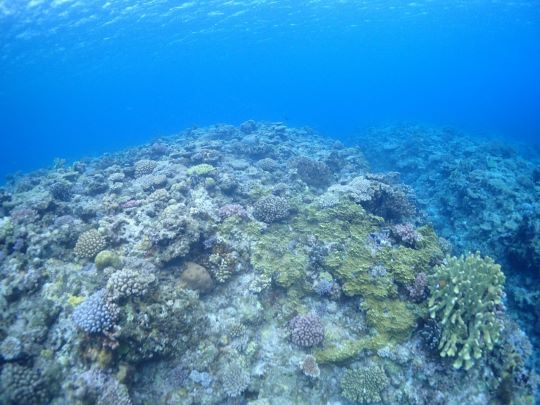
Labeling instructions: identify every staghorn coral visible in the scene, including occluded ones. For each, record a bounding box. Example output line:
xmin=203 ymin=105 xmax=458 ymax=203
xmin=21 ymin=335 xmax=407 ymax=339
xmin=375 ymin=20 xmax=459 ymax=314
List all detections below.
xmin=74 ymin=229 xmax=106 ymax=259
xmin=340 ymin=365 xmax=388 ymax=404
xmin=429 ymin=252 xmax=505 ymax=370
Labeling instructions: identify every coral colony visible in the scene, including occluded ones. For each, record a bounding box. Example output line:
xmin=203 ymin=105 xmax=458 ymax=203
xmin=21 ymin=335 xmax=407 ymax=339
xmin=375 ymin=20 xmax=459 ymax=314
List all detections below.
xmin=0 ymin=122 xmax=536 ymax=404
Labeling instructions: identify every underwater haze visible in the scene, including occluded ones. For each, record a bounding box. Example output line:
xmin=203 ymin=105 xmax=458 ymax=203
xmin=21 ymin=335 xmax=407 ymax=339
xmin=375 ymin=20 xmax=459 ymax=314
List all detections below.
xmin=2 ymin=1 xmax=540 ymax=405
xmin=1 ymin=0 xmax=540 ymax=178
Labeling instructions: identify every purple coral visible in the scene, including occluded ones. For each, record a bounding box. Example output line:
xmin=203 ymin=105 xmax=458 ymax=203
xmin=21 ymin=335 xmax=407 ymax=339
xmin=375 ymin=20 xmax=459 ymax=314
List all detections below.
xmin=407 ymin=272 xmax=428 ymax=302
xmin=72 ymin=289 xmax=119 ymax=334
xmin=218 ymin=204 xmax=248 ymax=220
xmin=392 ymin=223 xmax=423 ymax=247
xmin=300 ymin=355 xmax=320 ymax=378
xmin=289 ymin=314 xmax=325 ymax=347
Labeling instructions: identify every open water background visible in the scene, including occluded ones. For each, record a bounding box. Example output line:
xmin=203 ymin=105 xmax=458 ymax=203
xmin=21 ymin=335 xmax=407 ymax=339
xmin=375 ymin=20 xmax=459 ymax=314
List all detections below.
xmin=1 ymin=1 xmax=539 ymax=178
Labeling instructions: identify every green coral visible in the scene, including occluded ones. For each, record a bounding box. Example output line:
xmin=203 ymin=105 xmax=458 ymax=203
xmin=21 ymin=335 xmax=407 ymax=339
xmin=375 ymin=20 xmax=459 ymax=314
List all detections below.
xmin=240 ymin=197 xmax=435 ymax=345
xmin=94 ymin=250 xmax=122 ymax=270
xmin=378 ymin=225 xmax=443 ymax=285
xmin=251 ymin=224 xmax=308 ymax=288
xmin=363 ymin=299 xmax=417 ymax=340
xmin=314 ymin=336 xmax=385 ymax=364
xmin=428 ymin=252 xmax=505 ymax=370
xmin=187 ymin=164 xmax=215 ymax=176
xmin=340 ymin=365 xmax=388 ymax=403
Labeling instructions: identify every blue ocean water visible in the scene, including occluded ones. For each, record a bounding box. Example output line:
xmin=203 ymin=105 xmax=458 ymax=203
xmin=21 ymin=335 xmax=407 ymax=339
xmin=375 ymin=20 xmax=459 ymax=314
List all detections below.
xmin=1 ymin=1 xmax=539 ymax=179
xmin=2 ymin=3 xmax=540 ymax=403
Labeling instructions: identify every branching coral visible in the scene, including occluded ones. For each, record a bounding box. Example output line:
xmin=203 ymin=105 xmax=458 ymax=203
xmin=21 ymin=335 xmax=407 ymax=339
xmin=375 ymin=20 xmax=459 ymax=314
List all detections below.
xmin=428 ymin=252 xmax=505 ymax=370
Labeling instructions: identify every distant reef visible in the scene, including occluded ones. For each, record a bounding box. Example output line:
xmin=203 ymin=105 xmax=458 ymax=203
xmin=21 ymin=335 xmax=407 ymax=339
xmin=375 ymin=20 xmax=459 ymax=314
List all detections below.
xmin=0 ymin=122 xmax=536 ymax=404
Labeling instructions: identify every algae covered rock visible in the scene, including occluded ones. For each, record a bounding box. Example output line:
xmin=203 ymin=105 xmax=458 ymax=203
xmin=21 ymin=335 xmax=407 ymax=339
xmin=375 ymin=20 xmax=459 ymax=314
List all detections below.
xmin=429 ymin=252 xmax=505 ymax=370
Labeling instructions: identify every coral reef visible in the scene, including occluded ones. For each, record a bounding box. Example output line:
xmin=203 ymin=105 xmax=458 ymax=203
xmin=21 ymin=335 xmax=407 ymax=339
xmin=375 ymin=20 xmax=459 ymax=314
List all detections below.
xmin=0 ymin=122 xmax=534 ymax=404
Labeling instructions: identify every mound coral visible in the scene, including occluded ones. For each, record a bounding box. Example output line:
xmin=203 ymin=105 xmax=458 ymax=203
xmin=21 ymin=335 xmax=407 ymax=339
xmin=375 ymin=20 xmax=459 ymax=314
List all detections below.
xmin=429 ymin=252 xmax=505 ymax=370
xmin=179 ymin=262 xmax=214 ymax=293
xmin=291 ymin=156 xmax=333 ymax=188
xmin=253 ymin=195 xmax=290 ymax=223
xmin=72 ymin=289 xmax=119 ymax=334
xmin=289 ymin=313 xmax=325 ymax=347
xmin=0 ymin=363 xmax=50 ymax=405
xmin=94 ymin=250 xmax=121 ymax=270
xmin=106 ymin=268 xmax=156 ymax=301
xmin=134 ymin=159 xmax=157 ymax=177
xmin=74 ymin=230 xmax=106 ymax=259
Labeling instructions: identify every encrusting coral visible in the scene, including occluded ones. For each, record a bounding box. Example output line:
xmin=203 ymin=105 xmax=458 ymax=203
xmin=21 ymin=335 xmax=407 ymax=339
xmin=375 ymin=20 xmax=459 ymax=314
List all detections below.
xmin=340 ymin=365 xmax=388 ymax=404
